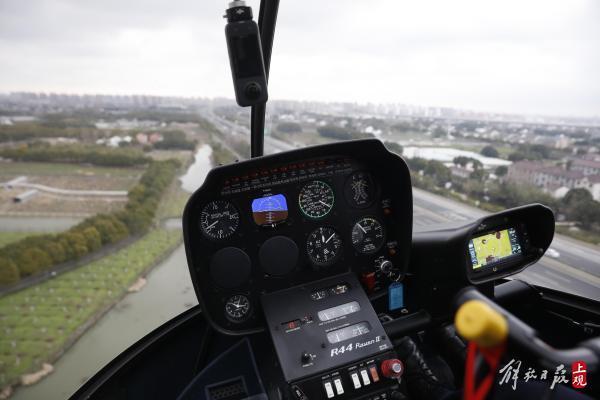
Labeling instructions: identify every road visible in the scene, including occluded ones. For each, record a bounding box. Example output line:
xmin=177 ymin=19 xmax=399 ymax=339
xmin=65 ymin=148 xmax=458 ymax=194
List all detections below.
xmin=203 ymin=110 xmax=297 ymax=155
xmin=413 ymin=188 xmax=600 ymax=301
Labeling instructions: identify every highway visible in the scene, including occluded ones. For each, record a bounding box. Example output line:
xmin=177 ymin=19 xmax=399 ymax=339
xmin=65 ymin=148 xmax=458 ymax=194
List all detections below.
xmin=413 ymin=188 xmax=600 ymax=301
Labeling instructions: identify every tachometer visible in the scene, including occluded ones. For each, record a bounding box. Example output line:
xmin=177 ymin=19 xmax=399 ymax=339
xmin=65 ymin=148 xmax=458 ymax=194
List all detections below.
xmin=306 ymin=226 xmax=342 ymax=266
xmin=225 ymin=294 xmax=251 ymax=322
xmin=298 ymin=180 xmax=335 ymax=219
xmin=200 ymin=200 xmax=240 ymax=240
xmin=351 ymin=217 xmax=385 ymax=254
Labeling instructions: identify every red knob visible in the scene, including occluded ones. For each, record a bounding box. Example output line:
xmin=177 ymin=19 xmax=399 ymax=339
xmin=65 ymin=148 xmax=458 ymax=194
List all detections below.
xmin=381 ymin=359 xmax=404 ymax=379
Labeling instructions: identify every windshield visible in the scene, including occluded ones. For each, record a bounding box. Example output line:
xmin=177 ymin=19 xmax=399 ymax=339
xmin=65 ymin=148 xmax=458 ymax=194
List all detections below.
xmin=0 ymin=0 xmax=598 ymax=399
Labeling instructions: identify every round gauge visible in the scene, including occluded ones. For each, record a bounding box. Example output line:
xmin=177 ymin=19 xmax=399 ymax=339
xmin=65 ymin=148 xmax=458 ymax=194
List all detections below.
xmin=225 ymin=294 xmax=251 ymax=322
xmin=344 ymin=171 xmax=375 ymax=208
xmin=306 ymin=226 xmax=343 ymax=266
xmin=351 ymin=217 xmax=385 ymax=254
xmin=298 ymin=180 xmax=335 ymax=219
xmin=200 ymin=200 xmax=240 ymax=240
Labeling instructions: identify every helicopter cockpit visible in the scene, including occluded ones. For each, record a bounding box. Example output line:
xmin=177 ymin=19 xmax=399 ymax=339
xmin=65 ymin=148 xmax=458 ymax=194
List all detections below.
xmin=69 ymin=1 xmax=600 ymax=400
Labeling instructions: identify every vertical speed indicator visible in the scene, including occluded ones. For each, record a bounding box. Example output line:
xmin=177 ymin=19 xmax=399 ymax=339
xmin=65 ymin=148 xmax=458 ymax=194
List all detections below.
xmin=200 ymin=200 xmax=240 ymax=240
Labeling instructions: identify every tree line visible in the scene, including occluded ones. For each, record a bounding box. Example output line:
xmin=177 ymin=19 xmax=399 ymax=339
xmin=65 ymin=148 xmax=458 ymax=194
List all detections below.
xmin=0 ymin=143 xmax=150 ymax=167
xmin=0 ymin=159 xmax=180 ymax=285
xmin=407 ymin=156 xmax=600 ymax=234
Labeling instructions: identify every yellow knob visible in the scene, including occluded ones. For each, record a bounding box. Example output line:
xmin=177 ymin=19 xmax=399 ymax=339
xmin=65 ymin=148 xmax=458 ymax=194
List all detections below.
xmin=455 ymin=300 xmax=508 ymax=347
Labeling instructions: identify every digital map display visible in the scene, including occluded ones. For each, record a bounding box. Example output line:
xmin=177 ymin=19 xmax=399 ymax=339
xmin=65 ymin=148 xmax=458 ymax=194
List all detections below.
xmin=468 ymin=227 xmax=522 ymax=270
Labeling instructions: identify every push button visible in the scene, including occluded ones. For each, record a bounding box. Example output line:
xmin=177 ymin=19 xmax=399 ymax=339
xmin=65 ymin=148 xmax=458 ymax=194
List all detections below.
xmin=351 ymin=372 xmax=362 ymax=389
xmin=369 ymin=365 xmax=380 ymax=382
xmin=333 ymin=378 xmax=344 ymax=395
xmin=360 ymin=369 xmax=371 ymax=385
xmin=324 ymin=381 xmax=335 ymax=398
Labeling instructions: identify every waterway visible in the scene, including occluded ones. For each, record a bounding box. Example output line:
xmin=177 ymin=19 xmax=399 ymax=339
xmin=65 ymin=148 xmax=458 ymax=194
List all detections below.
xmin=402 ymin=146 xmax=511 ymax=168
xmin=11 ymin=145 xmax=213 ymax=400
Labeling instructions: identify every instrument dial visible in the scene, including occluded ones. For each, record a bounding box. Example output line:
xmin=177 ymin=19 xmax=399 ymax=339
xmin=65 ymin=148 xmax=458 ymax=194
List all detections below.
xmin=306 ymin=226 xmax=343 ymax=266
xmin=344 ymin=171 xmax=375 ymax=208
xmin=351 ymin=217 xmax=385 ymax=254
xmin=200 ymin=200 xmax=240 ymax=240
xmin=225 ymin=294 xmax=251 ymax=322
xmin=298 ymin=180 xmax=335 ymax=219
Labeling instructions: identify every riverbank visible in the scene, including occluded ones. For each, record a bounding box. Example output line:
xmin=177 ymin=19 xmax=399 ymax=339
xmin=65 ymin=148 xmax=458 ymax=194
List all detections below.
xmin=0 ymin=229 xmax=183 ymax=395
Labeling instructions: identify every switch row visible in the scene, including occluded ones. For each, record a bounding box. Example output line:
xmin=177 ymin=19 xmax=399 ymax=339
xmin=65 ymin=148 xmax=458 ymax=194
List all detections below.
xmin=323 ymin=378 xmax=344 ymax=398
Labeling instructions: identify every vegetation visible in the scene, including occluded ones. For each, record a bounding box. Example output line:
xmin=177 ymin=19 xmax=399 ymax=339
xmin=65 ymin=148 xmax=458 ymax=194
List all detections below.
xmin=495 ymin=165 xmax=508 ymax=176
xmin=0 ymin=160 xmax=179 ymax=285
xmin=453 ymin=156 xmax=482 ymax=169
xmin=0 ymin=233 xmax=33 ymax=249
xmin=210 ymin=141 xmax=237 ymax=165
xmin=316 ymin=125 xmax=372 ymax=141
xmin=153 ymin=131 xmax=196 ymax=151
xmin=508 ymin=144 xmax=554 ymax=161
xmin=480 ymin=145 xmax=499 ymax=158
xmin=0 ymin=143 xmax=150 ymax=167
xmin=0 ymin=229 xmax=182 ymax=389
xmin=0 ymin=123 xmax=82 ymax=143
xmin=276 ymin=122 xmax=302 ymax=133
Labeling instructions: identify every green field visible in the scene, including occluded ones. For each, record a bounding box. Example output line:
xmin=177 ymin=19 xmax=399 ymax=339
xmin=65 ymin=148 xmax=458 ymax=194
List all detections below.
xmin=0 ymin=161 xmax=143 ymax=179
xmin=0 ymin=229 xmax=182 ymax=388
xmin=0 ymin=233 xmax=33 ymax=248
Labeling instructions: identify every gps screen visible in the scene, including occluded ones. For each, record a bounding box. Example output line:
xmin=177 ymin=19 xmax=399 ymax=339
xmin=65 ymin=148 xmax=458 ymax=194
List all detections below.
xmin=468 ymin=227 xmax=522 ymax=270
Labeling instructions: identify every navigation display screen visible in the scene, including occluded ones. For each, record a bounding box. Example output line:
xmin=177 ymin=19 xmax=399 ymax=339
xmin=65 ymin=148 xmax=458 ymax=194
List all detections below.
xmin=469 ymin=227 xmax=522 ymax=270
xmin=251 ymin=194 xmax=288 ymax=226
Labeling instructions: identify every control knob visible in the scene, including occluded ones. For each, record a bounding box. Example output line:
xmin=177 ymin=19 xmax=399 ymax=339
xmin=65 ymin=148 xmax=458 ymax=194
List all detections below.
xmin=381 ymin=358 xmax=404 ymax=379
xmin=301 ymin=351 xmax=311 ymax=364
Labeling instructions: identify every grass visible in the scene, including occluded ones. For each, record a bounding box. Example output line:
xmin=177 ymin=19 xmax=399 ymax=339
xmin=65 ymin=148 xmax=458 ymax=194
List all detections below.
xmin=555 ymin=226 xmax=600 ymax=246
xmin=0 ymin=228 xmax=182 ymax=388
xmin=0 ymin=233 xmax=33 ymax=248
xmin=0 ymin=161 xmax=143 ymax=179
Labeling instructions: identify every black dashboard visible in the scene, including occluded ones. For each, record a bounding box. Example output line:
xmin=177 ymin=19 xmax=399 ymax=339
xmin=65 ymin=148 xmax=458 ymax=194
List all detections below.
xmin=183 ymin=139 xmax=413 ymax=335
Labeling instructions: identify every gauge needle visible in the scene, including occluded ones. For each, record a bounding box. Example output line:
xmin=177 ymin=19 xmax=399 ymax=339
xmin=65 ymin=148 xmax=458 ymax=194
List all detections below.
xmin=206 ymin=220 xmax=218 ymax=230
xmin=319 ymin=200 xmax=331 ymax=208
xmin=357 ymin=223 xmax=367 ymax=234
xmin=325 ymin=233 xmax=335 ymax=243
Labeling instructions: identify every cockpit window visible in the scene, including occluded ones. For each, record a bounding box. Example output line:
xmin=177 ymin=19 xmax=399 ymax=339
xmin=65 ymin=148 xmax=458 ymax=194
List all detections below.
xmin=0 ymin=0 xmax=598 ymax=398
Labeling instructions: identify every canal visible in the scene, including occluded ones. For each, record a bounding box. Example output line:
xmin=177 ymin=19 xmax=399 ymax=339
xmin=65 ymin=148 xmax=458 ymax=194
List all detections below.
xmin=11 ymin=145 xmax=213 ymax=400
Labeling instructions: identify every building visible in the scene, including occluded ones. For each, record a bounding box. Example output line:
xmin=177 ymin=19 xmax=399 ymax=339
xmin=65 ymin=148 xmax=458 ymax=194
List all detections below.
xmin=570 ymin=154 xmax=600 ymax=176
xmin=506 ymin=161 xmax=591 ymax=198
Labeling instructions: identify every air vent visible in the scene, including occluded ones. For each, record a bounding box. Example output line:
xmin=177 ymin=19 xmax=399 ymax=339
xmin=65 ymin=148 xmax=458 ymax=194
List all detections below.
xmin=207 ymin=377 xmax=248 ymax=400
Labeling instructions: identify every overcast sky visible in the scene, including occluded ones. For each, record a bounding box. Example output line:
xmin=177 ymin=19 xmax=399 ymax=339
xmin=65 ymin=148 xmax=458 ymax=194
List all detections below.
xmin=0 ymin=0 xmax=598 ymax=117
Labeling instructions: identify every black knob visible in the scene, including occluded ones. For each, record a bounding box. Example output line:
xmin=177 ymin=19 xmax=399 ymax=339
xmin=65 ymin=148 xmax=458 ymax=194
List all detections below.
xmin=244 ymin=82 xmax=262 ymax=100
xmin=301 ymin=351 xmax=311 ymax=364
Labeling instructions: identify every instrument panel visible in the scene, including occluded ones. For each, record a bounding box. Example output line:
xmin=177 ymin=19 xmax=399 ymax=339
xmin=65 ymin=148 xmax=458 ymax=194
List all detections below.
xmin=182 ymin=139 xmax=413 ymax=334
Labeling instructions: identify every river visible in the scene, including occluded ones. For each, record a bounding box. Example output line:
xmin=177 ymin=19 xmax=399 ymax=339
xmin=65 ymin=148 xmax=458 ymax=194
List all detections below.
xmin=11 ymin=145 xmax=213 ymax=400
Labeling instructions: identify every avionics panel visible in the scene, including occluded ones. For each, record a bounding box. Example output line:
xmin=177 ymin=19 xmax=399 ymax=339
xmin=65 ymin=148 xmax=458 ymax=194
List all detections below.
xmin=182 ymin=139 xmax=413 ymax=335
xmin=261 ymin=273 xmax=393 ymax=382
